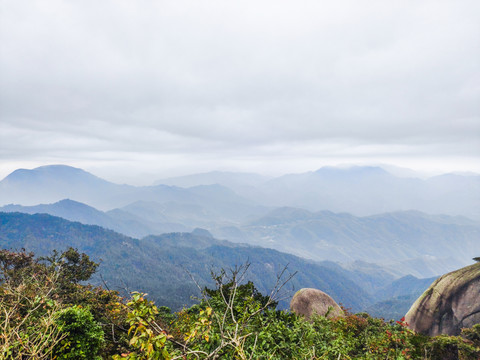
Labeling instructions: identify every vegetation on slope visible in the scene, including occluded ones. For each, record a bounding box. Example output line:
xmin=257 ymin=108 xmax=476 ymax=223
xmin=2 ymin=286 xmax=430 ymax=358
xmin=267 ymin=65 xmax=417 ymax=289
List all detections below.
xmin=1 ymin=211 xmax=447 ymax=319
xmin=0 ymin=212 xmax=385 ymax=312
xmin=1 ymin=248 xmax=480 ymax=359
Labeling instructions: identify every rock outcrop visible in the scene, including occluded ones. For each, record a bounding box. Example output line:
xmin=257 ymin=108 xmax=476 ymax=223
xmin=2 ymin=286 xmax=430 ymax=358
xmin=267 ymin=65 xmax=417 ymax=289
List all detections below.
xmin=405 ymin=262 xmax=480 ymax=336
xmin=290 ymin=288 xmax=344 ymax=320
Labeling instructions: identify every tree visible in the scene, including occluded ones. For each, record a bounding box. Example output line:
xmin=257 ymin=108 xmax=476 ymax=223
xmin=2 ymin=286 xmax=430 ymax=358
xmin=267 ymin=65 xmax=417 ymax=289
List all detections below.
xmin=0 ymin=249 xmax=66 ymax=358
xmin=117 ymin=263 xmax=296 ymax=359
xmin=0 ymin=248 xmax=128 ymax=359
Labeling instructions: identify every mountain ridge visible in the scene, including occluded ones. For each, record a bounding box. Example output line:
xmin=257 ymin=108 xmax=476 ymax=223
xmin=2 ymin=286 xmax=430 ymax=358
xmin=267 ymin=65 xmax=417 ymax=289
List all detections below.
xmin=0 ymin=211 xmax=387 ymax=312
xmin=3 ymin=163 xmax=478 ymax=219
xmin=2 ymin=199 xmax=477 ymax=278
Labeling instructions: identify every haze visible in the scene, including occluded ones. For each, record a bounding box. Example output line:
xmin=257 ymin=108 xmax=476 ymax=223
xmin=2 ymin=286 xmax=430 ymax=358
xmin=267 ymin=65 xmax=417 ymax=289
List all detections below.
xmin=1 ymin=0 xmax=479 ymax=185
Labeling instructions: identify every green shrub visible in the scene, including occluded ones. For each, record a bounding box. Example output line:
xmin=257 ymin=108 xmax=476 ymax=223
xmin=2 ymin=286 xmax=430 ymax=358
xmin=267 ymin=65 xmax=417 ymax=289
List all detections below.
xmin=54 ymin=305 xmax=104 ymax=360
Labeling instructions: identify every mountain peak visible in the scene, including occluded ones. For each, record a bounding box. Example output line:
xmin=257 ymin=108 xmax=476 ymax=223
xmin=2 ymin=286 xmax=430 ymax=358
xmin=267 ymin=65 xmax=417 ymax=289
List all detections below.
xmin=0 ymin=165 xmax=126 ymax=209
xmin=191 ymin=228 xmax=214 ymax=238
xmin=2 ymin=165 xmax=100 ymax=183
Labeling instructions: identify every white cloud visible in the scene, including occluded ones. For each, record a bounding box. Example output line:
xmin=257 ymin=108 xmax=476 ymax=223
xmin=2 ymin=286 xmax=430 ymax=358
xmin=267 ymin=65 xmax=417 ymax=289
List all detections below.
xmin=0 ymin=0 xmax=479 ymax=182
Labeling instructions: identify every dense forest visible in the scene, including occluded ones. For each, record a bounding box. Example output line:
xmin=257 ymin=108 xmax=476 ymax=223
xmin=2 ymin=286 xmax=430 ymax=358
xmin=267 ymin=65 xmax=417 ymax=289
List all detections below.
xmin=1 ymin=247 xmax=479 ymax=359
xmin=0 ymin=212 xmax=437 ymax=317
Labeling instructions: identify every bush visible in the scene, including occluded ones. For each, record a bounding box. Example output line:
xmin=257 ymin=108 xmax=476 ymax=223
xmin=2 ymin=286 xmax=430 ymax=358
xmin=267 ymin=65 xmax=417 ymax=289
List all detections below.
xmin=3 ymin=249 xmax=480 ymax=359
xmin=53 ymin=306 xmax=104 ymax=360
xmin=0 ymin=249 xmax=66 ymax=359
xmin=117 ymin=264 xmax=480 ymax=360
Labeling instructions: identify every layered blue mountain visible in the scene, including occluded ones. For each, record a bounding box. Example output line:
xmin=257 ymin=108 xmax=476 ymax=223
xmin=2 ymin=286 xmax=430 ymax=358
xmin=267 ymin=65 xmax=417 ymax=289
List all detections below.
xmin=156 ymin=166 xmax=480 ymax=220
xmin=0 ymin=211 xmax=395 ymax=313
xmin=0 ymin=165 xmax=268 ymax=222
xmin=364 ymin=275 xmax=438 ymax=320
xmin=3 ymin=164 xmax=479 ymax=220
xmin=155 ymin=171 xmax=271 ymax=189
xmin=3 ymin=200 xmax=477 ymax=277
xmin=1 ymin=164 xmax=478 ymax=279
xmin=212 ymin=207 xmax=479 ymax=276
xmin=0 ymin=165 xmax=129 ymax=208
xmin=0 ymin=199 xmax=187 ymax=237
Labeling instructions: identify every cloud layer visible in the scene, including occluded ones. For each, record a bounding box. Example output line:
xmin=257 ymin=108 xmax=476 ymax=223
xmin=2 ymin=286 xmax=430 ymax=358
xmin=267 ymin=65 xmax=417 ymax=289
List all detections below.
xmin=1 ymin=0 xmax=479 ymax=182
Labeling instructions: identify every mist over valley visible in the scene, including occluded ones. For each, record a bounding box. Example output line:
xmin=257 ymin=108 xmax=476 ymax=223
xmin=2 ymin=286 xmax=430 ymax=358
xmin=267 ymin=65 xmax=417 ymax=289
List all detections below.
xmin=1 ymin=164 xmax=478 ymax=298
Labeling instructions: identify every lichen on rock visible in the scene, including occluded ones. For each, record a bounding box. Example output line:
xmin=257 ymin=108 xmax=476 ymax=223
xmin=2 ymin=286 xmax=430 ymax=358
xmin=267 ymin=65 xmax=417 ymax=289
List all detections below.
xmin=405 ymin=262 xmax=480 ymax=336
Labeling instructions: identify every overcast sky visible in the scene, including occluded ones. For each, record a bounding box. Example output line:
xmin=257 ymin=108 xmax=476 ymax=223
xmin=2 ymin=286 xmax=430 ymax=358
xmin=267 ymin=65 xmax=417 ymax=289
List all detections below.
xmin=1 ymin=0 xmax=479 ymax=184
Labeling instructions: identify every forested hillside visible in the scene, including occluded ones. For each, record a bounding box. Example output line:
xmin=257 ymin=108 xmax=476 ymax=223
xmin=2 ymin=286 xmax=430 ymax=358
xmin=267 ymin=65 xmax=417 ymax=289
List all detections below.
xmin=2 ymin=246 xmax=479 ymax=359
xmin=2 ymin=165 xmax=479 ymax=280
xmin=0 ymin=211 xmax=424 ymax=314
xmin=3 ymin=198 xmax=479 ymax=278
xmin=213 ymin=207 xmax=479 ymax=276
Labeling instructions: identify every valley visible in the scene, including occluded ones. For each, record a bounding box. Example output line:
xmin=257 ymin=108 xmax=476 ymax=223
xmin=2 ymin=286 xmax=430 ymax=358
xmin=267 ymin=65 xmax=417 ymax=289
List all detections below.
xmin=1 ymin=164 xmax=479 ymax=320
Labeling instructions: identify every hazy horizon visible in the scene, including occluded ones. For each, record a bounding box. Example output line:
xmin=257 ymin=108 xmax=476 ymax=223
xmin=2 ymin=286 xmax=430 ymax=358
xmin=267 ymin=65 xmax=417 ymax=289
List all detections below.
xmin=1 ymin=1 xmax=479 ymax=185
xmin=1 ymin=162 xmax=479 ymax=187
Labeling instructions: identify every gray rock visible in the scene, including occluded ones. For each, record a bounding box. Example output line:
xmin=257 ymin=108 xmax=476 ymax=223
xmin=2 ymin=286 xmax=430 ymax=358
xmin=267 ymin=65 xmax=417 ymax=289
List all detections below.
xmin=405 ymin=262 xmax=480 ymax=336
xmin=290 ymin=288 xmax=344 ymax=320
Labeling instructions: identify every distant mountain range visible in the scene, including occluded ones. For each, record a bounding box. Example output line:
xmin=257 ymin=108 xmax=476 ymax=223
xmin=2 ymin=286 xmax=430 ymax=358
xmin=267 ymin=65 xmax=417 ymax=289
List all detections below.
xmin=0 ymin=199 xmax=188 ymax=238
xmin=0 ymin=211 xmax=372 ymax=311
xmin=156 ymin=170 xmax=272 ymax=190
xmin=1 ymin=164 xmax=479 ymax=220
xmin=1 ymin=211 xmax=445 ymax=319
xmin=1 ymin=164 xmax=478 ymax=278
xmin=364 ymin=274 xmax=438 ymax=320
xmin=2 ymin=199 xmax=476 ymax=278
xmin=155 ymin=166 xmax=480 ymax=220
xmin=2 ymin=164 xmax=477 ymax=318
xmin=211 ymin=207 xmax=479 ymax=276
xmin=0 ymin=165 xmax=267 ymax=221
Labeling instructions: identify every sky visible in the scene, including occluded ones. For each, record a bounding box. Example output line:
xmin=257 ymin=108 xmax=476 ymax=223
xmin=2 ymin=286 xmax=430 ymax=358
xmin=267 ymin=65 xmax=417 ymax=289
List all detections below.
xmin=1 ymin=0 xmax=479 ymax=185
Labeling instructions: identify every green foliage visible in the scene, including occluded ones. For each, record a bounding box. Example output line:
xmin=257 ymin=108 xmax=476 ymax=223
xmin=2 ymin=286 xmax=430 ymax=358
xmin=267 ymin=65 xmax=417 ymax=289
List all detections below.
xmin=117 ymin=264 xmax=480 ymax=360
xmin=53 ymin=305 xmax=104 ymax=360
xmin=0 ymin=248 xmax=42 ymax=285
xmin=112 ymin=292 xmax=171 ymax=360
xmin=0 ymin=266 xmax=65 ymax=359
xmin=0 ymin=248 xmax=129 ymax=359
xmin=462 ymin=324 xmax=480 ymax=346
xmin=0 ymin=212 xmax=377 ymax=312
xmin=42 ymin=247 xmax=99 ymax=284
xmin=2 ymin=246 xmax=480 ymax=359
xmin=73 ymin=284 xmax=131 ymax=357
xmin=303 ymin=314 xmax=419 ymax=359
xmin=0 ymin=249 xmax=66 ymax=359
xmin=424 ymin=334 xmax=480 ymax=360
